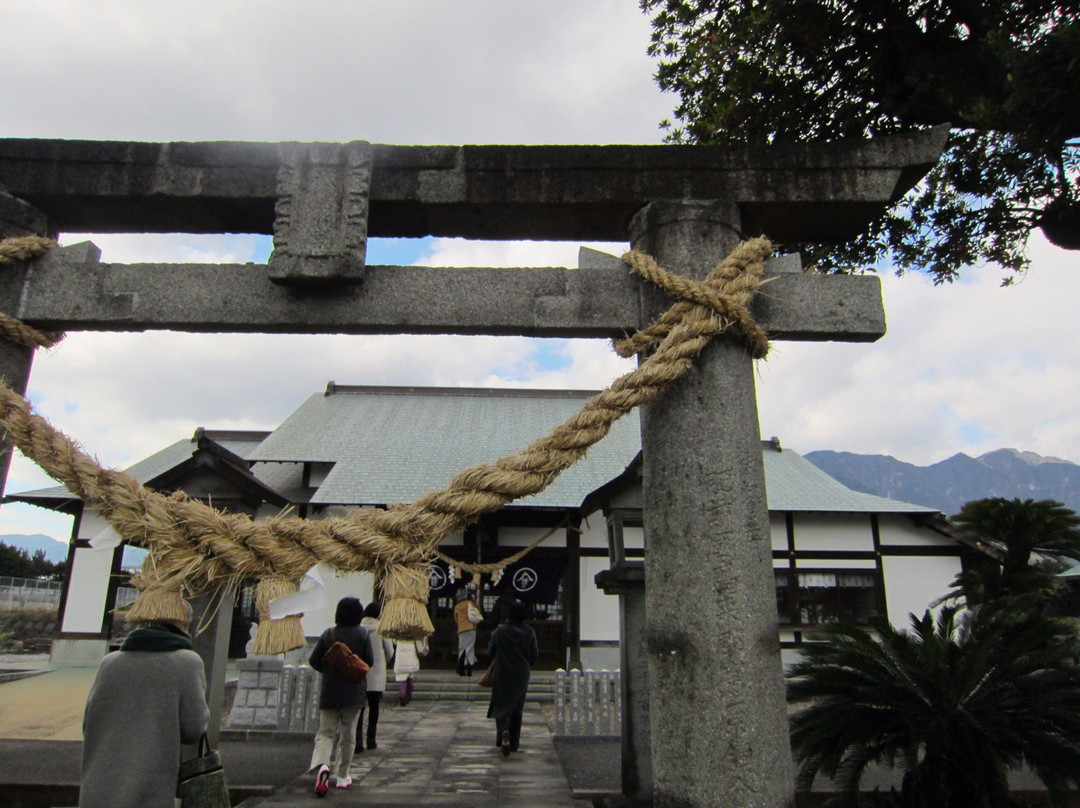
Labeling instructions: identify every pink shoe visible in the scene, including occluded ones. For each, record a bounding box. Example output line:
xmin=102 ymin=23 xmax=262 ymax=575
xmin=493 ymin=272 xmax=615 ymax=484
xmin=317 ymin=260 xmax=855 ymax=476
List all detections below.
xmin=336 ymin=776 xmax=352 ymax=789
xmin=315 ymin=764 xmax=330 ymax=797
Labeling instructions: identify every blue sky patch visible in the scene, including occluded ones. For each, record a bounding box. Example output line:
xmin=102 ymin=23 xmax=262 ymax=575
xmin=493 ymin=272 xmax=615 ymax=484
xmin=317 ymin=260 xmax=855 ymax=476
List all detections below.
xmin=959 ymin=422 xmax=996 ymax=445
xmin=252 ymin=236 xmax=431 ymax=266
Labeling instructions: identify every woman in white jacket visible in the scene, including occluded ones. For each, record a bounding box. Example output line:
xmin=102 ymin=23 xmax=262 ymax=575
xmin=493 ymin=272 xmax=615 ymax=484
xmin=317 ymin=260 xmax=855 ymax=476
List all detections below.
xmin=393 ymin=634 xmax=429 ymax=706
xmin=356 ymin=601 xmax=395 ymax=751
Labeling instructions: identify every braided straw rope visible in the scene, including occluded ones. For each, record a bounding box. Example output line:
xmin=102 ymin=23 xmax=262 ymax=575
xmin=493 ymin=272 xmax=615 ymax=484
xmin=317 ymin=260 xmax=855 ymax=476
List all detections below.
xmin=0 ymin=236 xmax=774 ymax=646
xmin=0 ymin=236 xmax=64 ymax=348
xmin=0 ymin=235 xmax=56 ymax=265
xmin=434 ymin=520 xmax=577 ymax=577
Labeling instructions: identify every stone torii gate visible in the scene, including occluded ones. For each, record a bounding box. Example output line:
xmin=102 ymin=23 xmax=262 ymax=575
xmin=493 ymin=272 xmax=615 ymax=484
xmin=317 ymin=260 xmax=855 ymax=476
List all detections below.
xmin=0 ymin=129 xmax=945 ymax=807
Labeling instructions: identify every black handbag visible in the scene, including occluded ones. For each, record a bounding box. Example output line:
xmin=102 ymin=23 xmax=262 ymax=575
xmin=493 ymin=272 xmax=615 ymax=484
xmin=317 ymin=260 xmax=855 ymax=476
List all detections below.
xmin=177 ymin=733 xmax=231 ymax=808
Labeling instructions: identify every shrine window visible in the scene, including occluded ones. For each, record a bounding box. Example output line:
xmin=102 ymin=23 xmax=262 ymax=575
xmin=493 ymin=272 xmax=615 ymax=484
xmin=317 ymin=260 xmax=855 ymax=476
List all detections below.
xmin=774 ymin=570 xmax=881 ymax=628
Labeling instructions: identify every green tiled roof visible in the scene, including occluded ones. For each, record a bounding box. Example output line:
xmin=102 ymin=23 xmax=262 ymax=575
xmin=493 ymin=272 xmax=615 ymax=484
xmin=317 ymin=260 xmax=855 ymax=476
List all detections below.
xmin=10 ymin=386 xmax=940 ymax=518
xmin=9 ymin=431 xmax=292 ymax=502
xmin=249 ymin=386 xmax=641 ymax=509
xmin=762 ymin=444 xmax=935 ymax=514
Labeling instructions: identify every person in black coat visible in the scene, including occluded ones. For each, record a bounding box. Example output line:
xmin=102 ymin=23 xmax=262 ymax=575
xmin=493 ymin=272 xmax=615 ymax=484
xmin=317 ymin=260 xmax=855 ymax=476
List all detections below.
xmin=486 ymin=600 xmax=539 ymax=756
xmin=308 ymin=596 xmax=374 ymax=795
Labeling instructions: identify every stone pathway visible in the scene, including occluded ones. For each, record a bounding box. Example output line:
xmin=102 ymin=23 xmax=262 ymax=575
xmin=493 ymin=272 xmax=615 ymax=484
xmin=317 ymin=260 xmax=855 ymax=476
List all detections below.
xmin=252 ymin=700 xmax=586 ymax=807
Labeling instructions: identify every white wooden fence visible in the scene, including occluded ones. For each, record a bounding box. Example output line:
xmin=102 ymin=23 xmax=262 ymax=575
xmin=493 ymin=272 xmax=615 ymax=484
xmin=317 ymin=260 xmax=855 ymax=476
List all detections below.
xmin=0 ymin=577 xmax=61 ymax=610
xmin=0 ymin=577 xmax=137 ymax=611
xmin=553 ymin=668 xmax=621 ymax=736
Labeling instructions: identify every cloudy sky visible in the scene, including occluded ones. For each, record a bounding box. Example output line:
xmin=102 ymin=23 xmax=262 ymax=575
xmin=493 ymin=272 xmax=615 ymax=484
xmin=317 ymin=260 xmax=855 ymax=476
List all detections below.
xmin=2 ymin=1 xmax=1077 ymax=541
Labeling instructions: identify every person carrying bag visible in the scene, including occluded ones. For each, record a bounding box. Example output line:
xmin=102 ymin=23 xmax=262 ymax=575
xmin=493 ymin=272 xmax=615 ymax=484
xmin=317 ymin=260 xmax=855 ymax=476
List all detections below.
xmin=177 ymin=733 xmax=231 ymax=807
xmin=307 ymin=597 xmax=374 ymax=795
xmin=80 ymin=600 xmax=209 ymax=808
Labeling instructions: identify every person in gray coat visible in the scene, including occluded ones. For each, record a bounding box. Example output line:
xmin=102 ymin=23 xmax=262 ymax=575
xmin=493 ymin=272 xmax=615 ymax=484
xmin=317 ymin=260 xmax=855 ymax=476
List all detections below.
xmin=307 ymin=596 xmax=374 ymax=795
xmin=79 ymin=600 xmax=209 ymax=808
xmin=487 ymin=600 xmax=539 ymax=757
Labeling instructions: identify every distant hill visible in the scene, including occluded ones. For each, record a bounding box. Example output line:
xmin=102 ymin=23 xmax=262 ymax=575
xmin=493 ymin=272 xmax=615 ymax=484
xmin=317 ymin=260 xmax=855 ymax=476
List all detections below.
xmin=0 ymin=533 xmax=146 ymax=568
xmin=804 ymin=448 xmax=1080 ymax=517
xmin=0 ymin=533 xmax=68 ymax=564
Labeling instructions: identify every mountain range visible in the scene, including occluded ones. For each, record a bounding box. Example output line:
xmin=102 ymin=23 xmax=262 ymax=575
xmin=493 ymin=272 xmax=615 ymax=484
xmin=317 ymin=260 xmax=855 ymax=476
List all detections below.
xmin=0 ymin=533 xmax=68 ymax=564
xmin=804 ymin=448 xmax=1080 ymax=517
xmin=0 ymin=533 xmax=146 ymax=567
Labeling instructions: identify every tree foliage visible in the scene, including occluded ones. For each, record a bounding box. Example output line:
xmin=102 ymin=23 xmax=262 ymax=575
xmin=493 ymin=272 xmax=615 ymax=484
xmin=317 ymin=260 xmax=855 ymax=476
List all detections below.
xmin=642 ymin=0 xmax=1080 ymax=283
xmin=946 ymin=497 xmax=1080 ymax=609
xmin=788 ymin=608 xmax=1080 ymax=807
xmin=0 ymin=541 xmax=65 ymax=581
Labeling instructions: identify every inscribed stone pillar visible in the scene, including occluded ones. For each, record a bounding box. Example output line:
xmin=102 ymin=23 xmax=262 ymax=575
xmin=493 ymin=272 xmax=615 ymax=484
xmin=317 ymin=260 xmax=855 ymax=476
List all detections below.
xmin=595 ymin=564 xmax=652 ymax=806
xmin=630 ymin=200 xmax=794 ymax=807
xmin=187 ymin=583 xmax=236 ymax=749
xmin=0 ymin=193 xmax=49 ymax=501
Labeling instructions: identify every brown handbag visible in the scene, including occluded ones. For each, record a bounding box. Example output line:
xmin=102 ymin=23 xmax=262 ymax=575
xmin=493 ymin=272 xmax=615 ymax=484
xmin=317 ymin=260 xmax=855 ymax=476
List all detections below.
xmin=478 ymin=660 xmax=495 ymax=687
xmin=324 ymin=627 xmax=370 ymax=684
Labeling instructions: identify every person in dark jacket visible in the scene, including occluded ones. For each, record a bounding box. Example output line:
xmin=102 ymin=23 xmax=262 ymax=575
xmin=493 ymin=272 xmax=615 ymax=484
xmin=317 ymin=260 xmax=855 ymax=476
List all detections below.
xmin=487 ymin=600 xmax=539 ymax=756
xmin=481 ymin=590 xmax=516 ymax=631
xmin=308 ymin=596 xmax=374 ymax=795
xmin=79 ymin=599 xmax=209 ymax=808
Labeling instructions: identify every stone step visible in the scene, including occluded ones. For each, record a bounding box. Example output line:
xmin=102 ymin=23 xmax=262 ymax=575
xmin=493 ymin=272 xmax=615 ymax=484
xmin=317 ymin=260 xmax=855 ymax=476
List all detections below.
xmin=402 ymin=670 xmax=560 ymax=702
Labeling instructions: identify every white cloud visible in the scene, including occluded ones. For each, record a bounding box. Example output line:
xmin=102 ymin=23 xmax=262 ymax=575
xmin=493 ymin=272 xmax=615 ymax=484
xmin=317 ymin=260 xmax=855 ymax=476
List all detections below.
xmin=1 ymin=1 xmax=671 ymax=145
xmin=756 ymin=233 xmax=1080 ymax=465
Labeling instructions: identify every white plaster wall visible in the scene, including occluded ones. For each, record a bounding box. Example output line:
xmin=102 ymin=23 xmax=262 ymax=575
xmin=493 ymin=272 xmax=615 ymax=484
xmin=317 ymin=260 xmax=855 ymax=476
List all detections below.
xmin=299 ymin=571 xmax=376 ymax=637
xmin=623 ymin=526 xmax=644 ymax=551
xmin=581 ymin=646 xmax=621 ymax=670
xmin=580 ymin=511 xmax=608 ymax=549
xmin=770 ymin=514 xmax=788 ymax=552
xmin=499 ymin=524 xmax=567 ymax=548
xmin=792 ymin=512 xmax=874 ymax=552
xmin=579 ymin=556 xmax=620 ymax=642
xmin=62 ymin=547 xmax=116 ymax=633
xmin=878 ymin=515 xmax=951 ymax=547
xmin=882 ymin=555 xmax=961 ymax=628
xmin=440 ymin=531 xmax=465 ymax=547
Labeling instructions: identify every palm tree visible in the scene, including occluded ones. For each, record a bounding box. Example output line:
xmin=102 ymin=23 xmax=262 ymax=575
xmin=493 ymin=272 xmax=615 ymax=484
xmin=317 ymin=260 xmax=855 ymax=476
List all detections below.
xmin=947 ymin=498 xmax=1080 ymax=609
xmin=787 ymin=608 xmax=1080 ymax=807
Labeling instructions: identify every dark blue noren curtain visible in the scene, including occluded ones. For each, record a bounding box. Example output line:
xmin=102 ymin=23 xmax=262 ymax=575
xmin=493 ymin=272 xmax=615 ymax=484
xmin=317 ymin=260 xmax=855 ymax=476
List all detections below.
xmin=424 ymin=558 xmax=459 ymax=599
xmin=492 ymin=556 xmax=568 ymax=604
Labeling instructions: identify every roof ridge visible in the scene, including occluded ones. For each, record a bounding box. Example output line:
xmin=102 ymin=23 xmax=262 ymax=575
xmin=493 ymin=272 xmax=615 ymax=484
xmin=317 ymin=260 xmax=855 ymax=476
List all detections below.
xmin=323 ymin=382 xmax=600 ymax=399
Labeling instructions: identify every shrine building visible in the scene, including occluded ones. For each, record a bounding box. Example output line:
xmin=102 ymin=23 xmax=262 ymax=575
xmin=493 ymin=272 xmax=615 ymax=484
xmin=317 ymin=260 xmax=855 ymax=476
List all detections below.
xmin=10 ymin=383 xmax=986 ymax=670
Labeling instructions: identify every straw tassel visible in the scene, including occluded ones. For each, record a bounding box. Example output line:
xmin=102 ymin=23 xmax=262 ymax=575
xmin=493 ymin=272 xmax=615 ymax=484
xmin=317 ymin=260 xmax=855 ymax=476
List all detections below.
xmin=126 ymin=585 xmax=190 ymax=626
xmin=377 ymin=563 xmax=434 ymax=641
xmin=124 ymin=556 xmax=191 ymax=625
xmin=251 ymin=577 xmax=307 ymax=654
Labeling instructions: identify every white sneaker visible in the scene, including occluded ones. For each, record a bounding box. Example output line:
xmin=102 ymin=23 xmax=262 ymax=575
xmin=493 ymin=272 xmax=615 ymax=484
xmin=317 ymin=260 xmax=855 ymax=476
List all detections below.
xmin=336 ymin=776 xmax=353 ymax=789
xmin=315 ymin=764 xmax=331 ymax=797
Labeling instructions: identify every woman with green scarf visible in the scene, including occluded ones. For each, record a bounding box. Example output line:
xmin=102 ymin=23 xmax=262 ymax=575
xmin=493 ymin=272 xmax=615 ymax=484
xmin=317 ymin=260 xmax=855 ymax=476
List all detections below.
xmin=79 ymin=600 xmax=210 ymax=808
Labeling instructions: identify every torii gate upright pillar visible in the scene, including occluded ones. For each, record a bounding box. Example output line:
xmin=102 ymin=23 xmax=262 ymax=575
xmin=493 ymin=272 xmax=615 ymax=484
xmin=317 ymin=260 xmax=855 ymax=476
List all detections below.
xmin=0 ymin=193 xmax=48 ymax=499
xmin=631 ymin=200 xmax=795 ymax=807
